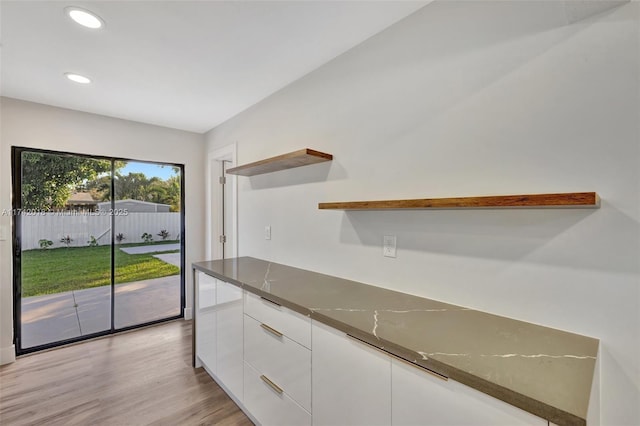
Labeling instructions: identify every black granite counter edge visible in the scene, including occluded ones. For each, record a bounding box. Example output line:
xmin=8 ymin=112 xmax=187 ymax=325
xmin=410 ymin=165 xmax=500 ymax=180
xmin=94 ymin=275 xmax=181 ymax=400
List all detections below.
xmin=192 ymin=262 xmax=586 ymax=426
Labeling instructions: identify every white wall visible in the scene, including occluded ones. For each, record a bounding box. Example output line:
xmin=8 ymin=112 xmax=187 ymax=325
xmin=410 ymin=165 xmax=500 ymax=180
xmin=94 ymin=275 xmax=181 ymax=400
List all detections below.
xmin=206 ymin=2 xmax=639 ymax=425
xmin=0 ymin=97 xmax=205 ymax=363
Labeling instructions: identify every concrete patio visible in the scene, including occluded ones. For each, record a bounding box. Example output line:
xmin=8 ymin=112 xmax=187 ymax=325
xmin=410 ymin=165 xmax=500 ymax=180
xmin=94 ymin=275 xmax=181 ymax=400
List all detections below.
xmin=120 ymin=243 xmax=180 ymax=255
xmin=21 ymin=275 xmax=181 ymax=349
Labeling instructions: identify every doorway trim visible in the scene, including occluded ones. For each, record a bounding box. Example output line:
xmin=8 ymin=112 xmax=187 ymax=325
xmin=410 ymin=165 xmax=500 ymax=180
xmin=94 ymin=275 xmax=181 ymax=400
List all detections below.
xmin=206 ymin=144 xmax=237 ymax=260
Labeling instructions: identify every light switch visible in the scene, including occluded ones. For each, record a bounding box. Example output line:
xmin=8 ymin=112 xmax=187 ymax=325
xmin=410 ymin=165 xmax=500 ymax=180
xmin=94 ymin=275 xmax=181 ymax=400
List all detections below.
xmin=265 ymin=226 xmax=271 ymax=240
xmin=383 ymin=235 xmax=396 ymax=258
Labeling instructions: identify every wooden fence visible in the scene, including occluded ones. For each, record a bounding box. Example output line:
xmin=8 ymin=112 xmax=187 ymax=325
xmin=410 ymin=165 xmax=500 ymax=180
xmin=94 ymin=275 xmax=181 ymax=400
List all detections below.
xmin=20 ymin=212 xmax=181 ymax=250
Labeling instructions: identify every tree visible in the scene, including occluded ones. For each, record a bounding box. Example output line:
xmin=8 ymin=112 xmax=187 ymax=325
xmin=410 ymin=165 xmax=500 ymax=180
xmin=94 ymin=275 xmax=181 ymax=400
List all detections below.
xmin=165 ymin=175 xmax=181 ymax=212
xmin=84 ymin=166 xmax=182 ymax=211
xmin=114 ymin=172 xmax=149 ymax=201
xmin=86 ymin=175 xmax=111 ymax=201
xmin=144 ymin=177 xmax=168 ymax=204
xmin=21 ymin=152 xmax=113 ymax=210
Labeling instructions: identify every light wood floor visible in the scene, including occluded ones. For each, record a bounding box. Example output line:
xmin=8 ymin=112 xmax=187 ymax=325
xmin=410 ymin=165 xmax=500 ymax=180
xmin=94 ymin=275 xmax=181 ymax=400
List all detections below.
xmin=0 ymin=320 xmax=253 ymax=426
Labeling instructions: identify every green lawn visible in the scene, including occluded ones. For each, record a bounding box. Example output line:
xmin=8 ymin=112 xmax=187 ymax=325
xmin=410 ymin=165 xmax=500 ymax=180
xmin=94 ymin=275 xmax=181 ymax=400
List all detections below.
xmin=21 ymin=243 xmax=180 ymax=297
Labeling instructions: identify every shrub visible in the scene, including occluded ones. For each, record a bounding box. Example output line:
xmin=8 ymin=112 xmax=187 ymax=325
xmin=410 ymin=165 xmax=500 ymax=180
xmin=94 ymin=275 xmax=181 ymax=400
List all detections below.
xmin=60 ymin=235 xmax=73 ymax=248
xmin=141 ymin=232 xmax=153 ymax=243
xmin=116 ymin=233 xmax=125 ymax=244
xmin=38 ymin=239 xmax=53 ymax=249
xmin=87 ymin=235 xmax=98 ymax=247
xmin=157 ymin=229 xmax=170 ymax=240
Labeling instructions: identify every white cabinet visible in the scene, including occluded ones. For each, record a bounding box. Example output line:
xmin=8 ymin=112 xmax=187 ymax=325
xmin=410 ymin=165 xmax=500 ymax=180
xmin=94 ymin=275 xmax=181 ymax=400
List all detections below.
xmin=195 ymin=271 xmax=217 ymax=373
xmin=215 ymin=279 xmax=244 ymax=399
xmin=196 ymin=270 xmax=549 ymax=426
xmin=312 ymin=320 xmax=391 ymax=426
xmin=244 ymin=291 xmax=311 ymax=348
xmin=391 ymin=358 xmax=547 ymax=426
xmin=244 ymin=290 xmax=312 ymax=425
xmin=244 ymin=314 xmax=311 ymax=411
xmin=244 ymin=361 xmax=312 ymax=426
xmin=194 ymin=271 xmax=243 ymax=401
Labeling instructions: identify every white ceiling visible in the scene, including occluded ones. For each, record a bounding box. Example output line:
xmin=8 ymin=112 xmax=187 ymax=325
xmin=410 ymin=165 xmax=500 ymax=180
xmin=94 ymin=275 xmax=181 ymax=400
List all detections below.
xmin=0 ymin=1 xmax=429 ymax=133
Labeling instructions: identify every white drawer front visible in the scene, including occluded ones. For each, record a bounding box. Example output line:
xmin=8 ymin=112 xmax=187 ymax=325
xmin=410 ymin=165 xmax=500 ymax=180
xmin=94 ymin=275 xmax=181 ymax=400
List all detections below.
xmin=391 ymin=358 xmax=547 ymax=426
xmin=244 ymin=291 xmax=311 ymax=348
xmin=244 ymin=361 xmax=311 ymax=426
xmin=244 ymin=314 xmax=311 ymax=412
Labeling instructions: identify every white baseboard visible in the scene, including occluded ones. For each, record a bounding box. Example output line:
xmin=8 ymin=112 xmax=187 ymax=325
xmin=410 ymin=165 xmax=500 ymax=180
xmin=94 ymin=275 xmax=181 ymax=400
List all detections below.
xmin=0 ymin=344 xmax=15 ymax=365
xmin=184 ymin=307 xmax=193 ymax=320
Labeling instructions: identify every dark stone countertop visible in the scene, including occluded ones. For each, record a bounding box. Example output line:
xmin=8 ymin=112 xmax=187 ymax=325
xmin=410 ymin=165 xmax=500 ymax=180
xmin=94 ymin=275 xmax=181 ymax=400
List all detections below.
xmin=193 ymin=256 xmax=598 ymax=426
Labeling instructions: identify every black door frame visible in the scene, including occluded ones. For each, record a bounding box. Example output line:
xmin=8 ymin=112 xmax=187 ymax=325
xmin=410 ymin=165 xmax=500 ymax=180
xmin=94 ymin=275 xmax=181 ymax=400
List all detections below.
xmin=11 ymin=146 xmax=186 ymax=355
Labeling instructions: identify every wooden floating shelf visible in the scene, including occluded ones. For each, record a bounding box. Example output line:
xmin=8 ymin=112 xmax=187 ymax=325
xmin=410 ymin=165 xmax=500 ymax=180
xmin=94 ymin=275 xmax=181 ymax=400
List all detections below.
xmin=319 ymin=192 xmax=600 ymax=210
xmin=226 ymin=148 xmax=333 ymax=177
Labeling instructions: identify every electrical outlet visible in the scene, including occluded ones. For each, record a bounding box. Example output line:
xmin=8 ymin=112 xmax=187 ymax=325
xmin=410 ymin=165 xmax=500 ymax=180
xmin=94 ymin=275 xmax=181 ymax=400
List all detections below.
xmin=383 ymin=235 xmax=396 ymax=258
xmin=265 ymin=226 xmax=271 ymax=240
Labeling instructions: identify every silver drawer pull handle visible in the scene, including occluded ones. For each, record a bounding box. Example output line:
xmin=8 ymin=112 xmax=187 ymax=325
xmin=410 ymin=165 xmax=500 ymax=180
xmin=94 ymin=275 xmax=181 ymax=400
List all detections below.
xmin=260 ymin=296 xmax=281 ymax=307
xmin=260 ymin=375 xmax=284 ymax=394
xmin=260 ymin=323 xmax=283 ymax=338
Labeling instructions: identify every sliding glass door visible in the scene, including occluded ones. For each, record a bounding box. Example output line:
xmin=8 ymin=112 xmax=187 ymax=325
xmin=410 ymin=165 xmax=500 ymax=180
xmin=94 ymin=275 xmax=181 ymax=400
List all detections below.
xmin=113 ymin=161 xmax=182 ymax=328
xmin=12 ymin=148 xmax=184 ymax=354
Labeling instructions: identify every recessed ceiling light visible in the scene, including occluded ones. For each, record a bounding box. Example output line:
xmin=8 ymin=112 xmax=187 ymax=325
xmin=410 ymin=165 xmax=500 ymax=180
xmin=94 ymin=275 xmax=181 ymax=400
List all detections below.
xmin=65 ymin=6 xmax=104 ymax=29
xmin=65 ymin=73 xmax=92 ymax=84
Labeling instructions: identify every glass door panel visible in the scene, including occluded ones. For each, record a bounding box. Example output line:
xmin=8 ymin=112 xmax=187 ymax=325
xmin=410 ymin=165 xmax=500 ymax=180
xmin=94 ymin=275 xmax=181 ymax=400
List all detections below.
xmin=113 ymin=161 xmax=183 ymax=329
xmin=17 ymin=150 xmax=112 ymax=350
